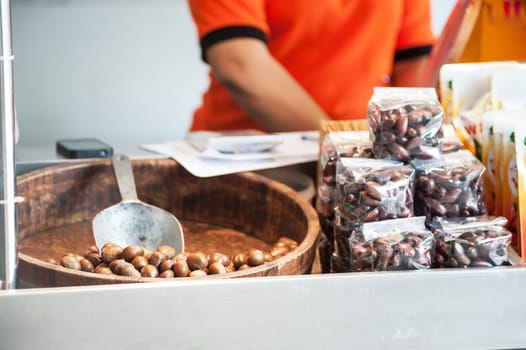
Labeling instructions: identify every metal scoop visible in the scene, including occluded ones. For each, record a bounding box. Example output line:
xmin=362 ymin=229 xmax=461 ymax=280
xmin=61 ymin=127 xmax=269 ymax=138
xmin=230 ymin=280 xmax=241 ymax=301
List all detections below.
xmin=92 ymin=154 xmax=184 ymax=252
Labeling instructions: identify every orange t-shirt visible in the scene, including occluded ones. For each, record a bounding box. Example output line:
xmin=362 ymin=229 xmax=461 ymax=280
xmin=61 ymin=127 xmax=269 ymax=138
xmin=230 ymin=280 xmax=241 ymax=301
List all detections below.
xmin=188 ymin=0 xmax=436 ymax=131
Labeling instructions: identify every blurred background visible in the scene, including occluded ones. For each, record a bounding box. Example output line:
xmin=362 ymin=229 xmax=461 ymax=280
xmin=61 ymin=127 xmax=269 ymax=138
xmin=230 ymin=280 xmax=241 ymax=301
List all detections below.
xmin=12 ymin=0 xmax=457 ymax=149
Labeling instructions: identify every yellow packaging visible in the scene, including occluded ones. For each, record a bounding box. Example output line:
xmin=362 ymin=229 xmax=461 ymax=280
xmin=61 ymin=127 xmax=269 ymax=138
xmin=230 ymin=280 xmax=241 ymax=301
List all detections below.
xmin=514 ymin=121 xmax=526 ymax=258
xmin=498 ymin=114 xmax=526 ymax=248
xmin=439 ymin=62 xmax=518 ymax=157
xmin=491 ymin=65 xmax=526 ymax=243
xmin=439 ymin=64 xmax=467 ymax=125
xmin=481 ymin=111 xmax=499 ymax=215
xmin=459 ymin=0 xmax=526 ymax=63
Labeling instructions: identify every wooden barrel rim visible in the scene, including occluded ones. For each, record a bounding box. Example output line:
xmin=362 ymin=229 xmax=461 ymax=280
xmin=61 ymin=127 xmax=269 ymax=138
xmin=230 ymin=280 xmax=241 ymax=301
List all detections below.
xmin=16 ymin=158 xmax=320 ymax=284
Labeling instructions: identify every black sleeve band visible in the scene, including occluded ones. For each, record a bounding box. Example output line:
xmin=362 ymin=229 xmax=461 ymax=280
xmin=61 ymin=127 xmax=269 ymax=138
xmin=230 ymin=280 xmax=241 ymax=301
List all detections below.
xmin=394 ymin=45 xmax=433 ymax=61
xmin=200 ymin=25 xmax=268 ymax=62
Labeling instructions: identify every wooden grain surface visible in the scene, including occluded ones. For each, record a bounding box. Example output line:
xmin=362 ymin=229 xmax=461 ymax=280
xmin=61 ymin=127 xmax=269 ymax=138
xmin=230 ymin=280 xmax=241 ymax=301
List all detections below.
xmin=16 ymin=158 xmax=320 ymax=286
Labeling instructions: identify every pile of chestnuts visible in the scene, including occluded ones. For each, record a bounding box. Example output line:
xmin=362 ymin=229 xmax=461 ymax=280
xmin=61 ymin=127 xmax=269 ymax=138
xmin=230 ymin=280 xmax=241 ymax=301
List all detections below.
xmin=58 ymin=236 xmax=298 ymax=278
xmin=368 ymin=101 xmax=444 ymax=162
xmin=348 ymin=231 xmax=434 ymax=272
xmin=433 ymin=228 xmax=511 ymax=268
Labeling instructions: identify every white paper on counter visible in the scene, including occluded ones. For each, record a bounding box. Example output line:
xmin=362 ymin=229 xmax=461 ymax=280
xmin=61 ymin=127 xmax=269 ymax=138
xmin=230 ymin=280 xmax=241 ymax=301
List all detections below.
xmin=141 ymin=131 xmax=319 ymax=178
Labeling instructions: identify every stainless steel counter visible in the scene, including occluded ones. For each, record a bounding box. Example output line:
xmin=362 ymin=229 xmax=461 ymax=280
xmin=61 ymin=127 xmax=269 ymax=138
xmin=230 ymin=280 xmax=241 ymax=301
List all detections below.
xmin=4 ymin=148 xmax=526 ymax=350
xmin=1 ymin=267 xmax=526 ymax=350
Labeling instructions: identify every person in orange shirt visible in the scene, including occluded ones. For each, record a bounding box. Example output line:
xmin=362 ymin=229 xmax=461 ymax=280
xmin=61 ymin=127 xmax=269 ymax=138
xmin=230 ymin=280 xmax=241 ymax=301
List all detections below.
xmin=187 ymin=0 xmax=436 ymax=132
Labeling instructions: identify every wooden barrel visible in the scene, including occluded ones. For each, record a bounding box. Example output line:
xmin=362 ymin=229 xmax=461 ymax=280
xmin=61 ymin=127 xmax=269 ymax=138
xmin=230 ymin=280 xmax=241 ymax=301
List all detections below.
xmin=15 ymin=158 xmax=320 ymax=287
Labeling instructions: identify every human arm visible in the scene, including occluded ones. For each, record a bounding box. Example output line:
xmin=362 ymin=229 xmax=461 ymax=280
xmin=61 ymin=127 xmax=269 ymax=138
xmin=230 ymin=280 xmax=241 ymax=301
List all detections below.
xmin=391 ymin=0 xmax=435 ymax=87
xmin=391 ymin=55 xmax=429 ymax=87
xmin=205 ymin=37 xmax=330 ymax=132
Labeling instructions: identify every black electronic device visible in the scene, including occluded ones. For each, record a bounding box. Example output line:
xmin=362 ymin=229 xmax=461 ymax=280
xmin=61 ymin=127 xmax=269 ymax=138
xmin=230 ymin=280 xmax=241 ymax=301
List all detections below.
xmin=56 ymin=138 xmax=114 ymax=159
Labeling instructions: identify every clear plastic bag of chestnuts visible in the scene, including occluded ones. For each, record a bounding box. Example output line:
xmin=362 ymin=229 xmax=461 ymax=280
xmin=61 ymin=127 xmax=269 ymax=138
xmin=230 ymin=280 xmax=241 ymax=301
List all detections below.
xmin=330 ymin=158 xmax=416 ymax=272
xmin=347 ymin=217 xmax=434 ymax=272
xmin=331 ymin=207 xmax=361 ymax=272
xmin=316 ymin=131 xmax=373 ymax=272
xmin=430 ymin=215 xmax=512 ymax=268
xmin=367 ymin=87 xmax=444 ymax=162
xmin=334 ymin=158 xmax=415 ymax=224
xmin=411 ymin=150 xmax=487 ymax=220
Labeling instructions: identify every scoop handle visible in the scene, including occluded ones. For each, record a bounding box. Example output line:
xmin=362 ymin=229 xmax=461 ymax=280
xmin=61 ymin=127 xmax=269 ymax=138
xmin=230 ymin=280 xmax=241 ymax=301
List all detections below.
xmin=112 ymin=154 xmax=139 ymax=201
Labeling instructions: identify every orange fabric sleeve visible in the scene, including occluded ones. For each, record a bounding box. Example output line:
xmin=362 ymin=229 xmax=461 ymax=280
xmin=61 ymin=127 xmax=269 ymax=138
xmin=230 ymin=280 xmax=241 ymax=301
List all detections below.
xmin=188 ymin=0 xmax=270 ymax=39
xmin=396 ymin=0 xmax=436 ymax=50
